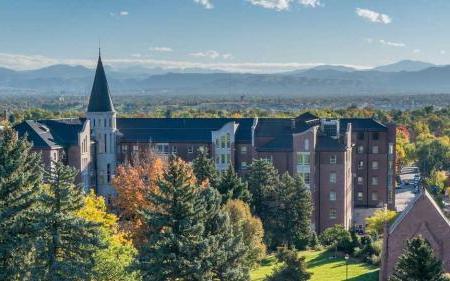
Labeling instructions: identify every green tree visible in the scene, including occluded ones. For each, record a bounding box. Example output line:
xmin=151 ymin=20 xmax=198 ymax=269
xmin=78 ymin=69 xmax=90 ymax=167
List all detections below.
xmin=217 ymin=165 xmax=251 ymax=203
xmin=365 ymin=209 xmax=398 ymax=236
xmin=77 ymin=191 xmax=140 ymax=281
xmin=319 ymin=225 xmax=353 ymax=254
xmin=390 ymin=235 xmax=447 ymax=281
xmin=272 ymin=174 xmax=313 ymax=250
xmin=246 ymin=160 xmax=279 ymax=220
xmin=0 ymin=128 xmax=43 ymax=280
xmin=265 ymin=248 xmax=311 ymax=281
xmin=416 ymin=137 xmax=450 ymax=177
xmin=224 ymin=199 xmax=266 ymax=269
xmin=139 ymin=157 xmax=249 ymax=280
xmin=35 ymin=162 xmax=103 ymax=281
xmin=192 ymin=146 xmax=219 ymax=187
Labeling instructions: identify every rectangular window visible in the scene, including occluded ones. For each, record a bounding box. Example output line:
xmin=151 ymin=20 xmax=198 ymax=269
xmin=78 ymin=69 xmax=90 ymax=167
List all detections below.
xmin=221 ymin=136 xmax=226 ymax=149
xmin=215 ymin=138 xmax=219 ymax=146
xmin=104 ymin=134 xmax=107 ymax=153
xmin=329 ymin=208 xmax=337 ymax=220
xmin=188 ymin=146 xmax=194 ymax=154
xmin=371 ymin=192 xmax=378 ymax=201
xmin=221 ymin=154 xmax=226 ymax=164
xmin=372 ymin=146 xmax=379 ymax=154
xmin=240 ymin=146 xmax=247 ymax=154
xmin=371 ymin=176 xmax=379 ymax=186
xmin=372 ymin=161 xmax=379 ymax=170
xmin=133 ymin=145 xmax=139 ymax=152
xmin=372 ymin=132 xmax=379 ymax=140
xmin=241 ymin=162 xmax=247 ymax=170
xmin=300 ymin=172 xmax=311 ymax=185
xmin=261 ymin=156 xmax=273 ymax=163
xmin=329 ymin=191 xmax=336 ymax=201
xmin=121 ymin=145 xmax=128 ymax=152
xmin=226 ymin=133 xmax=231 ymax=148
xmin=297 ymin=152 xmax=310 ymax=165
xmin=357 ymin=145 xmax=364 ymax=154
xmin=171 ymin=146 xmax=177 ymax=154
xmin=358 ymin=161 xmax=364 ymax=169
xmin=216 ymin=156 xmax=220 ymax=164
xmin=357 ymin=176 xmax=363 ymax=185
xmin=357 ymin=192 xmax=363 ymax=201
xmin=156 ymin=144 xmax=169 ymax=155
xmin=330 ymin=155 xmax=337 ymax=164
xmin=329 ymin=172 xmax=336 ymax=184
xmin=107 ymin=164 xmax=111 ymax=183
xmin=389 ymin=143 xmax=394 ymax=155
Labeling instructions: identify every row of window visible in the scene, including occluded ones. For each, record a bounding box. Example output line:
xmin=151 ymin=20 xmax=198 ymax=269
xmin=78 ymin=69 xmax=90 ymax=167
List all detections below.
xmin=216 ymin=154 xmax=231 ymax=165
xmin=92 ymin=118 xmax=113 ymax=128
xmin=357 ymin=132 xmax=380 ymax=141
xmin=357 ymin=145 xmax=379 ymax=154
xmin=356 ymin=191 xmax=379 ymax=201
xmin=356 ymin=176 xmax=379 ymax=186
xmin=297 ymin=153 xmax=339 ymax=166
xmin=357 ymin=160 xmax=380 ymax=170
xmin=215 ymin=133 xmax=231 ymax=149
xmin=121 ymin=144 xmax=197 ymax=154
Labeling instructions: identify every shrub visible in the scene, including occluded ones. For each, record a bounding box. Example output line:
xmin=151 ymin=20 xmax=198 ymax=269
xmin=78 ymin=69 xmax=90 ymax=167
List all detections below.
xmin=319 ymin=225 xmax=353 ymax=254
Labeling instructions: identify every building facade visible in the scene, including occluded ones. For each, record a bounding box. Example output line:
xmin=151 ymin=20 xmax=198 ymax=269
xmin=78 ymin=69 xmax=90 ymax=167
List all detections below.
xmin=16 ymin=54 xmax=396 ymax=232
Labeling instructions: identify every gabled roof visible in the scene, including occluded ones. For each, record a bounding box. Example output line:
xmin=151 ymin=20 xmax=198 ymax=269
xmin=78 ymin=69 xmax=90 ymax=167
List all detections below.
xmin=340 ymin=118 xmax=387 ymax=132
xmin=296 ymin=112 xmax=319 ymax=123
xmin=116 ymin=118 xmax=254 ymax=143
xmin=389 ymin=189 xmax=450 ymax=234
xmin=14 ymin=119 xmax=86 ymax=149
xmin=87 ymin=55 xmax=115 ymax=112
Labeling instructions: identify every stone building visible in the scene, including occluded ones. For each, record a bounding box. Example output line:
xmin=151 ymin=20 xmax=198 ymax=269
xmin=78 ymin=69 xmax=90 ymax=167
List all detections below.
xmin=379 ymin=189 xmax=450 ymax=280
xmin=16 ymin=53 xmax=396 ymax=233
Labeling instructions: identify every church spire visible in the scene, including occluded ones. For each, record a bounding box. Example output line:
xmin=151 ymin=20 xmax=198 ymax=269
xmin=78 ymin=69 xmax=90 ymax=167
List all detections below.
xmin=87 ymin=52 xmax=115 ymax=112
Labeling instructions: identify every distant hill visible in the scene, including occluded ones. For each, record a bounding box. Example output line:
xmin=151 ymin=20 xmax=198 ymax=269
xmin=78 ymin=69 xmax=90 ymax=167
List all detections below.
xmin=0 ymin=60 xmax=449 ymax=97
xmin=373 ymin=60 xmax=436 ymax=72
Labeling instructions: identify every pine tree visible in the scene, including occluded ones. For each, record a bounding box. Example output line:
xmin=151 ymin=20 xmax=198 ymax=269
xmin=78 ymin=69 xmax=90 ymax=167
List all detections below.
xmin=265 ymin=248 xmax=311 ymax=281
xmin=217 ymin=164 xmax=251 ymax=204
xmin=139 ymin=157 xmax=250 ymax=281
xmin=308 ymin=232 xmax=321 ymax=250
xmin=0 ymin=128 xmax=43 ymax=280
xmin=35 ymin=161 xmax=103 ymax=281
xmin=192 ymin=146 xmax=219 ymax=187
xmin=246 ymin=159 xmax=279 ymax=218
xmin=201 ymin=187 xmax=250 ymax=281
xmin=271 ymin=174 xmax=313 ymax=249
xmin=139 ymin=157 xmax=212 ymax=280
xmin=390 ymin=235 xmax=447 ymax=281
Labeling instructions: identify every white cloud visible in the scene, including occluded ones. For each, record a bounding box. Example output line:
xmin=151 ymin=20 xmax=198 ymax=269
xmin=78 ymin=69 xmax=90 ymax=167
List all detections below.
xmin=149 ymin=47 xmax=173 ymax=52
xmin=356 ymin=8 xmax=391 ymax=24
xmin=0 ymin=52 xmax=371 ymax=73
xmin=247 ymin=0 xmax=293 ymax=11
xmin=379 ymin=39 xmax=405 ymax=47
xmin=413 ymin=49 xmax=421 ymax=54
xmin=440 ymin=50 xmax=446 ymax=55
xmin=190 ymin=50 xmax=228 ymax=59
xmin=299 ymin=0 xmax=321 ymax=8
xmin=110 ymin=11 xmax=129 ymax=17
xmin=194 ymin=0 xmax=214 ymax=9
xmin=131 ymin=53 xmax=142 ymax=58
xmin=119 ymin=11 xmax=129 ymax=16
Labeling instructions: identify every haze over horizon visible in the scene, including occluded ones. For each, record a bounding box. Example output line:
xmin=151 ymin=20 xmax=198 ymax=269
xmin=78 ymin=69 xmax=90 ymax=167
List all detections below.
xmin=2 ymin=0 xmax=450 ymax=72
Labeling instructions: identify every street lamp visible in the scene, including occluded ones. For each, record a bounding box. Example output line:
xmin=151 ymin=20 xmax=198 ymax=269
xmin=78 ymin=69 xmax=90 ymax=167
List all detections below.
xmin=345 ymin=254 xmax=349 ymax=281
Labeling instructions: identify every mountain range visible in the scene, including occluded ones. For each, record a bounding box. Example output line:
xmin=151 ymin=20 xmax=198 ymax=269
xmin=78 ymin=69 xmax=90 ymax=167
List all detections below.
xmin=0 ymin=60 xmax=449 ymax=97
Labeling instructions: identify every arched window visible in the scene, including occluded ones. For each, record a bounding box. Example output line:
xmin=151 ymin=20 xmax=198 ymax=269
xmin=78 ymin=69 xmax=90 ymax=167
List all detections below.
xmin=304 ymin=139 xmax=310 ymax=151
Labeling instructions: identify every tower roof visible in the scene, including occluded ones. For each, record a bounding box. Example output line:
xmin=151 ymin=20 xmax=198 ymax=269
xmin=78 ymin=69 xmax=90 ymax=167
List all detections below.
xmin=87 ymin=53 xmax=115 ymax=112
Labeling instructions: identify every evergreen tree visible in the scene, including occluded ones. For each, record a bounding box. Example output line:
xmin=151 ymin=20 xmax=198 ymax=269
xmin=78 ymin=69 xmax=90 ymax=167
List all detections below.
xmin=265 ymin=248 xmax=311 ymax=281
xmin=267 ymin=174 xmax=313 ymax=249
xmin=35 ymin=161 xmax=103 ymax=281
xmin=390 ymin=235 xmax=447 ymax=281
xmin=246 ymin=159 xmax=279 ymax=218
xmin=308 ymin=232 xmax=321 ymax=250
xmin=0 ymin=128 xmax=43 ymax=281
xmin=217 ymin=164 xmax=251 ymax=204
xmin=139 ymin=157 xmax=249 ymax=281
xmin=192 ymin=146 xmax=219 ymax=187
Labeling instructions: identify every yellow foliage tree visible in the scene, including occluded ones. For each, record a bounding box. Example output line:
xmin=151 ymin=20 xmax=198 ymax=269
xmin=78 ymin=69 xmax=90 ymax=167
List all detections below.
xmin=77 ymin=191 xmax=140 ymax=281
xmin=365 ymin=209 xmax=398 ymax=236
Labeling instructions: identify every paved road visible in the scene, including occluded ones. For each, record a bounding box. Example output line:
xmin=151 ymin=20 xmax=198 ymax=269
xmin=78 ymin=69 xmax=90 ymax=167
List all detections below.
xmin=395 ymin=166 xmax=420 ymax=212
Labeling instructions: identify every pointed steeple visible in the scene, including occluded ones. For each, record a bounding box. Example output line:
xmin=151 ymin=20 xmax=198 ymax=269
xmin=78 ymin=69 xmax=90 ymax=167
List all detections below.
xmin=87 ymin=53 xmax=115 ymax=112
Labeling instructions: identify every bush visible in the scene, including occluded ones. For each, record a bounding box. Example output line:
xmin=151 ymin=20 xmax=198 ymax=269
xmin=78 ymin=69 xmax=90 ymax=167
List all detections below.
xmin=369 ymin=254 xmax=381 ymax=266
xmin=308 ymin=232 xmax=322 ymax=250
xmin=319 ymin=225 xmax=353 ymax=254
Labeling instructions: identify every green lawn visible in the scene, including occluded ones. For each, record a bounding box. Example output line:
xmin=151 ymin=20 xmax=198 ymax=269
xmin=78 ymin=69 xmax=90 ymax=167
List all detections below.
xmin=251 ymin=250 xmax=379 ymax=281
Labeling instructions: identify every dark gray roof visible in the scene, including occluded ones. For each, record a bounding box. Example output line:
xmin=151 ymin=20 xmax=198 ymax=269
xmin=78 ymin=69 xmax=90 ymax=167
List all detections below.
xmin=14 ymin=119 xmax=85 ymax=149
xmin=295 ymin=112 xmax=319 ymax=122
xmin=257 ymin=137 xmax=293 ymax=152
xmin=117 ymin=118 xmax=254 ymax=143
xmin=87 ymin=55 xmax=115 ymax=112
xmin=316 ymin=136 xmax=347 ymax=152
xmin=340 ymin=118 xmax=387 ymax=132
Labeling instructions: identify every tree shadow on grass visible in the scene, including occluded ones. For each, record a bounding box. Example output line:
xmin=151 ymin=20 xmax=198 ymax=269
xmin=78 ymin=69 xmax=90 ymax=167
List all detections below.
xmin=306 ymin=250 xmax=337 ymax=268
xmin=347 ymin=269 xmax=379 ymax=281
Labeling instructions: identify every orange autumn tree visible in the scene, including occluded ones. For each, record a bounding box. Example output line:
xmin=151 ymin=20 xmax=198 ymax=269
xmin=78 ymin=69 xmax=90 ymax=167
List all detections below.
xmin=112 ymin=150 xmax=166 ymax=246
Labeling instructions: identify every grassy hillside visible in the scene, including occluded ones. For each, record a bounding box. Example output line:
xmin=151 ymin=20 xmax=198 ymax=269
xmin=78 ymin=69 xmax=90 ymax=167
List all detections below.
xmin=251 ymin=250 xmax=379 ymax=281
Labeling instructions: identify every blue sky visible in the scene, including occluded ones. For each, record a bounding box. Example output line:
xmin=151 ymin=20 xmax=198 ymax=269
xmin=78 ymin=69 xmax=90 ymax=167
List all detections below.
xmin=1 ymin=0 xmax=450 ymax=72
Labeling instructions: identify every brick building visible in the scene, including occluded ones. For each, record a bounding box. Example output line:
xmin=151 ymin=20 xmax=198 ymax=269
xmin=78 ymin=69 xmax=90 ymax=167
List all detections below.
xmin=380 ymin=189 xmax=450 ymax=280
xmin=16 ymin=54 xmax=396 ymax=233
